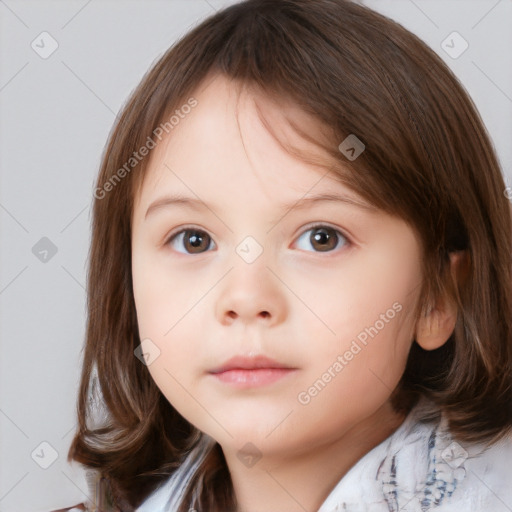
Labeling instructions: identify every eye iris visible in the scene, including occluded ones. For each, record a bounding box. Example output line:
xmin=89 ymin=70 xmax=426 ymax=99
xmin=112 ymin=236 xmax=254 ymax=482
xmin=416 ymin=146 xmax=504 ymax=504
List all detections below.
xmin=176 ymin=227 xmax=341 ymax=253
xmin=311 ymin=227 xmax=337 ymax=251
xmin=184 ymin=230 xmax=209 ymax=253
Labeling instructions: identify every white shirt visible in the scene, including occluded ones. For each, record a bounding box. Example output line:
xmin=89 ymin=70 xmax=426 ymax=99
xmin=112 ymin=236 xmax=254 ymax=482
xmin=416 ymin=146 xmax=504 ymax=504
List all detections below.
xmin=318 ymin=399 xmax=512 ymax=511
xmin=137 ymin=398 xmax=512 ymax=511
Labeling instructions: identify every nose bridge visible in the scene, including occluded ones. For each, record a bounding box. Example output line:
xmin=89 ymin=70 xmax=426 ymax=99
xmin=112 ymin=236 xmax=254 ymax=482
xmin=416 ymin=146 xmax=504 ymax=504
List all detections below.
xmin=215 ymin=237 xmax=286 ymax=326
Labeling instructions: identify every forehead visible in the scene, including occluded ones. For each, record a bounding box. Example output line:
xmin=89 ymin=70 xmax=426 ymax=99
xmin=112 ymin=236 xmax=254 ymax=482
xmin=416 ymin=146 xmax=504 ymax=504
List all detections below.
xmin=133 ymin=73 xmax=351 ymax=209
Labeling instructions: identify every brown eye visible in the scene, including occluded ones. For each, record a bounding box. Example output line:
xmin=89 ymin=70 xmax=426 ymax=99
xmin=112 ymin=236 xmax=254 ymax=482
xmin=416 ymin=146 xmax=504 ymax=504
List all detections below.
xmin=166 ymin=228 xmax=214 ymax=254
xmin=295 ymin=225 xmax=348 ymax=253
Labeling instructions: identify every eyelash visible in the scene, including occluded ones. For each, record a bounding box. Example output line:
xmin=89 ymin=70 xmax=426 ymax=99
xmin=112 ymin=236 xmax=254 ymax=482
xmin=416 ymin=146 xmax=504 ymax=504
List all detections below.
xmin=163 ymin=222 xmax=352 ymax=255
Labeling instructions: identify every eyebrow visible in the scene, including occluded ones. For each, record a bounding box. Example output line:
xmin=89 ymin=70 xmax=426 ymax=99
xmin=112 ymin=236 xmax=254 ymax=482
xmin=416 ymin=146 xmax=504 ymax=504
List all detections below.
xmin=144 ymin=191 xmax=378 ymax=220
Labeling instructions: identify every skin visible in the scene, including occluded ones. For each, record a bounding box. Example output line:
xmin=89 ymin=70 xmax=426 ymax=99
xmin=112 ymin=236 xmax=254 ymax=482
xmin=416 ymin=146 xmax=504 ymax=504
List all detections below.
xmin=131 ymin=73 xmax=462 ymax=512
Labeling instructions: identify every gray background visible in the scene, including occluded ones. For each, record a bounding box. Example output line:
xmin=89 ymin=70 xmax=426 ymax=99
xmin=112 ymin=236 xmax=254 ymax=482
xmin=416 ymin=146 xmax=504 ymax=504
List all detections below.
xmin=0 ymin=1 xmax=510 ymax=511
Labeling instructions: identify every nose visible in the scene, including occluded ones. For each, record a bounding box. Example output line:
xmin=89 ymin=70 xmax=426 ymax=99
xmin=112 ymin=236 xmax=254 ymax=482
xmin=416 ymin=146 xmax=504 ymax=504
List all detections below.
xmin=214 ymin=258 xmax=287 ymax=327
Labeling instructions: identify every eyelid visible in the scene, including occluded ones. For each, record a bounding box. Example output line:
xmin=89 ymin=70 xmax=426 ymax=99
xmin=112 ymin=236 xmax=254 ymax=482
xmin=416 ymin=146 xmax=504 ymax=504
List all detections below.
xmin=165 ymin=223 xmax=205 ymax=240
xmin=163 ymin=223 xmax=215 ymax=247
xmin=294 ymin=221 xmax=353 ymax=246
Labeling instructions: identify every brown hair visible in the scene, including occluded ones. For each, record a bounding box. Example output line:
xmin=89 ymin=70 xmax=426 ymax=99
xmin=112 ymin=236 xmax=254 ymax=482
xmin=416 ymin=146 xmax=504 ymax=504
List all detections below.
xmin=67 ymin=0 xmax=512 ymax=510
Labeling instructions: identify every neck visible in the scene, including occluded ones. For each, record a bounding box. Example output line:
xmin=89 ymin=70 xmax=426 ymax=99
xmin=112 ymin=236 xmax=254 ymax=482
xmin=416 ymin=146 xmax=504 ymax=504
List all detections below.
xmin=221 ymin=400 xmax=407 ymax=512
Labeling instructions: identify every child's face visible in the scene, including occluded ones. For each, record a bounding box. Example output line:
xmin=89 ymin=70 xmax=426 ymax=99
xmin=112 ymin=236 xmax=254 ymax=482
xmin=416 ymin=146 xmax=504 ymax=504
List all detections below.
xmin=131 ymin=73 xmax=424 ymax=458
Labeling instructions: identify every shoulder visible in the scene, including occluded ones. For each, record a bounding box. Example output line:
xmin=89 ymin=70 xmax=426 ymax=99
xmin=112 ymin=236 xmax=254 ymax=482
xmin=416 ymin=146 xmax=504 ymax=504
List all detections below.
xmin=387 ymin=405 xmax=512 ymax=511
xmin=51 ymin=505 xmax=87 ymax=511
xmin=458 ymin=432 xmax=512 ymax=509
xmin=319 ymin=400 xmax=512 ymax=512
xmin=136 ymin=477 xmax=175 ymax=512
xmin=136 ymin=434 xmax=218 ymax=511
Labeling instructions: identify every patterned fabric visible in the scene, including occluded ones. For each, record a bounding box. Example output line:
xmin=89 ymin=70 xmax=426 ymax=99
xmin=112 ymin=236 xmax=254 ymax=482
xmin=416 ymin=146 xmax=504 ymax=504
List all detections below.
xmin=318 ymin=398 xmax=512 ymax=511
xmin=136 ymin=397 xmax=512 ymax=511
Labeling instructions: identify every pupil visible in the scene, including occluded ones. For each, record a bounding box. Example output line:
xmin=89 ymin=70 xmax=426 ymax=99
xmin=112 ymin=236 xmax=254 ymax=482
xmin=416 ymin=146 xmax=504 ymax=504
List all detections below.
xmin=312 ymin=227 xmax=336 ymax=251
xmin=187 ymin=230 xmax=208 ymax=252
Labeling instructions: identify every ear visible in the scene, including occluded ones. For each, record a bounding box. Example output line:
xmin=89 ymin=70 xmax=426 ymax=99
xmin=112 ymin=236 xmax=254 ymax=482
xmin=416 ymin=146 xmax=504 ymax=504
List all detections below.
xmin=415 ymin=251 xmax=468 ymax=351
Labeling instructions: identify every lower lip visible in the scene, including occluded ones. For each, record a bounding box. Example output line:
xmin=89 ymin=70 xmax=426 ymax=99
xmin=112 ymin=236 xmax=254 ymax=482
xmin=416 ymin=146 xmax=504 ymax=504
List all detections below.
xmin=210 ymin=368 xmax=297 ymax=388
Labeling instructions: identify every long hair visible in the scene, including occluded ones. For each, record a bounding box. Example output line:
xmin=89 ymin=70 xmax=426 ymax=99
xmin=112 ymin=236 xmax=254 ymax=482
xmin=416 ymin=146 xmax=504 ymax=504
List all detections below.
xmin=67 ymin=1 xmax=512 ymax=510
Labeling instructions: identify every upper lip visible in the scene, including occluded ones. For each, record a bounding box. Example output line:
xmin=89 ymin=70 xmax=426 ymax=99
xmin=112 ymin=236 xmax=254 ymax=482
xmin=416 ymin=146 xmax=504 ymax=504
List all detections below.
xmin=208 ymin=355 xmax=296 ymax=374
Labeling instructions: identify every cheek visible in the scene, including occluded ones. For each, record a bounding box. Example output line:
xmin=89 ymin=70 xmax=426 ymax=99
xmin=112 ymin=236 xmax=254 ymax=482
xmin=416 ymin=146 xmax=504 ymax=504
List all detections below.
xmin=293 ymin=313 xmax=412 ymax=441
xmin=296 ymin=248 xmax=419 ymax=391
xmin=131 ymin=250 xmax=204 ymax=375
xmin=132 ymin=250 xmax=195 ymax=338
xmin=295 ymin=259 xmax=417 ymax=350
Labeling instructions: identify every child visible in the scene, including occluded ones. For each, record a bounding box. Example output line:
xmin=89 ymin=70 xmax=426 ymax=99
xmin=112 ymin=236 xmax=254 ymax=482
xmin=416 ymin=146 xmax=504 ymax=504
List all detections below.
xmin=67 ymin=0 xmax=512 ymax=511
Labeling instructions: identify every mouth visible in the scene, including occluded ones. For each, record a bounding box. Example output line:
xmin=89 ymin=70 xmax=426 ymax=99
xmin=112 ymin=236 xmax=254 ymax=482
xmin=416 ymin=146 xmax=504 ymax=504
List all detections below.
xmin=207 ymin=354 xmax=298 ymax=388
xmin=210 ymin=368 xmax=297 ymax=388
